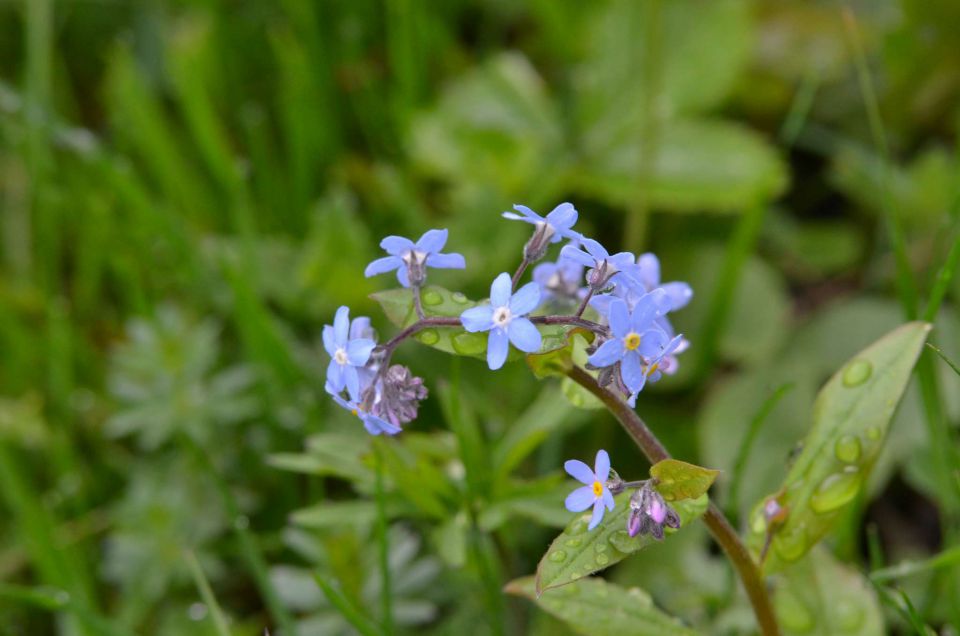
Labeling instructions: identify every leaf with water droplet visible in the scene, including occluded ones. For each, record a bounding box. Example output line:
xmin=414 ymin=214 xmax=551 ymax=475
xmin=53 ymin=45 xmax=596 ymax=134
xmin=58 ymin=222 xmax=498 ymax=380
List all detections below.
xmin=372 ymin=285 xmax=576 ymax=361
xmin=747 ymin=322 xmax=931 ymax=573
xmin=773 ymin=547 xmax=884 ymax=635
xmin=649 ymin=459 xmax=720 ymax=502
xmin=506 ymin=576 xmax=697 ymax=636
xmin=534 ymin=494 xmax=707 ymax=593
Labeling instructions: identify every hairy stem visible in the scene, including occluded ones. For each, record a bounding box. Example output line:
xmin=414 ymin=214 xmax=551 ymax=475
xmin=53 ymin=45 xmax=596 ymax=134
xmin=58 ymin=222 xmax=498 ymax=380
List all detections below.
xmin=511 ymin=258 xmax=530 ymax=290
xmin=565 ymin=366 xmax=780 ymax=636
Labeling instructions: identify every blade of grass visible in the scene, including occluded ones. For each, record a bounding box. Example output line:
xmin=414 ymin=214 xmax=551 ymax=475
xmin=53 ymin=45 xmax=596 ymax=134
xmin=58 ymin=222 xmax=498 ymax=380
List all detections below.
xmin=921 ymin=194 xmax=960 ymax=322
xmin=926 ymin=343 xmax=960 ymax=378
xmin=871 ymin=545 xmax=960 ymax=584
xmin=372 ymin=440 xmax=393 ymax=635
xmin=778 ymin=68 xmax=821 ymax=148
xmin=185 ymin=550 xmax=233 ymax=636
xmin=312 ymin=572 xmax=385 ymax=636
xmin=726 ymin=382 xmax=794 ymax=523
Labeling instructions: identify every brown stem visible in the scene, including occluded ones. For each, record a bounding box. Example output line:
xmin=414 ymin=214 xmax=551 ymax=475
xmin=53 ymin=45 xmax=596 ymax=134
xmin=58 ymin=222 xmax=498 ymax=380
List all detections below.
xmin=575 ymin=287 xmax=595 ymax=318
xmin=565 ymin=365 xmax=781 ymax=636
xmin=511 ymin=258 xmax=530 ymax=290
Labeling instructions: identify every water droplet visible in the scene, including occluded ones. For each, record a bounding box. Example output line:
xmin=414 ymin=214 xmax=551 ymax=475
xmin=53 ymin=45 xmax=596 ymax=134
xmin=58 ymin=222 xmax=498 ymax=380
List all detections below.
xmin=608 ymin=530 xmax=634 ymax=553
xmin=810 ymin=470 xmax=862 ymax=514
xmin=451 ymin=292 xmax=469 ymax=304
xmin=836 ymin=600 xmax=863 ymax=631
xmin=422 ymin=290 xmax=443 ymax=306
xmin=451 ymin=331 xmax=486 ymax=355
xmin=774 ymin=525 xmax=808 ymax=562
xmin=548 ymin=550 xmax=567 ymax=563
xmin=866 ymin=426 xmax=881 ymax=441
xmin=842 ymin=359 xmax=872 ymax=387
xmin=595 ymin=553 xmax=610 ymax=566
xmin=565 ymin=538 xmax=582 ymax=548
xmin=570 ymin=571 xmax=580 ymax=581
xmin=594 ymin=543 xmax=607 ymax=553
xmin=583 ymin=562 xmax=594 ymax=570
xmin=834 ymin=435 xmax=861 ymax=463
xmin=417 ymin=328 xmax=440 ymax=345
xmin=567 ymin=519 xmax=587 ymax=535
xmin=775 ymin=589 xmax=814 ymax=632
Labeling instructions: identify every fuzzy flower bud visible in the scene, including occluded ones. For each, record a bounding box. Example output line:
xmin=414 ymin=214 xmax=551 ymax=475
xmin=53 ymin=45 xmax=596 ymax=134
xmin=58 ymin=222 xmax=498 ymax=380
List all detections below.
xmin=370 ymin=365 xmax=428 ymax=426
xmin=627 ymin=482 xmax=681 ymax=540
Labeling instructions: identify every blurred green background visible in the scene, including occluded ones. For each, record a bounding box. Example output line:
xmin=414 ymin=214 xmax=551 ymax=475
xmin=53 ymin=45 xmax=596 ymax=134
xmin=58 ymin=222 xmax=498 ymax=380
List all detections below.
xmin=1 ymin=0 xmax=959 ymax=634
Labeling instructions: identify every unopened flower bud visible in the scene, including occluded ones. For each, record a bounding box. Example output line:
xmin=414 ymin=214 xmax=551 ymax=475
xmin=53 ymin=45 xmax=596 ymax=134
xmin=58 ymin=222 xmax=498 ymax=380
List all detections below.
xmin=402 ymin=250 xmax=428 ymax=287
xmin=626 ymin=482 xmax=680 ymax=540
xmin=523 ymin=222 xmax=555 ymax=262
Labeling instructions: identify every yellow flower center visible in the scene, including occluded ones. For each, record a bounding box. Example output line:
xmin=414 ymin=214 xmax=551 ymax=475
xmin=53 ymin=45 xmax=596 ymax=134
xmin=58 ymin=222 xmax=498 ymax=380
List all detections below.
xmin=592 ymin=480 xmax=603 ymax=497
xmin=624 ymin=332 xmax=641 ymax=350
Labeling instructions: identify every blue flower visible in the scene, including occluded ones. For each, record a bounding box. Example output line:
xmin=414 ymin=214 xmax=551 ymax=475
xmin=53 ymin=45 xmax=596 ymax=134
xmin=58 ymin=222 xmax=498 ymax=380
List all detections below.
xmin=564 ymin=449 xmax=615 ymax=530
xmin=634 ymin=253 xmax=693 ymax=311
xmin=587 ymin=294 xmax=667 ymax=394
xmin=560 ymin=238 xmax=636 ymax=289
xmin=625 ymin=332 xmax=685 ymax=407
xmin=532 ymin=243 xmax=586 ymax=303
xmin=323 ymin=306 xmax=376 ymax=401
xmin=502 ymin=203 xmax=580 ymax=243
xmin=326 ymin=383 xmax=402 ymax=436
xmin=365 ymin=228 xmax=466 ymax=287
xmin=459 ymin=272 xmax=542 ymax=370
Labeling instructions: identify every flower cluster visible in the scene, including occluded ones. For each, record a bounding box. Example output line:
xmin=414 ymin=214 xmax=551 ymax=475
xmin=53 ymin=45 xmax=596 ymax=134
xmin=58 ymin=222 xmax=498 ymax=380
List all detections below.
xmin=321 ymin=201 xmax=691 ymax=437
xmin=564 ymin=449 xmax=680 ymax=537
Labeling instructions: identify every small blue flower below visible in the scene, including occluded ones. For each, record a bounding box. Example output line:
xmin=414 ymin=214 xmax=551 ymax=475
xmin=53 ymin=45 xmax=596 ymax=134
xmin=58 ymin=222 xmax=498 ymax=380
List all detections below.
xmin=564 ymin=449 xmax=616 ymax=530
xmin=323 ymin=306 xmax=376 ymax=401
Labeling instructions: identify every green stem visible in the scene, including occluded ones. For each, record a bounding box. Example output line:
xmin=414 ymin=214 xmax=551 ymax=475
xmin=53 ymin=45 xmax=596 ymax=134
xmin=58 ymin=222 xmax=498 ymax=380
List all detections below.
xmin=185 ymin=550 xmax=233 ymax=636
xmin=565 ymin=366 xmax=780 ymax=636
xmin=374 ymin=441 xmax=394 ymax=634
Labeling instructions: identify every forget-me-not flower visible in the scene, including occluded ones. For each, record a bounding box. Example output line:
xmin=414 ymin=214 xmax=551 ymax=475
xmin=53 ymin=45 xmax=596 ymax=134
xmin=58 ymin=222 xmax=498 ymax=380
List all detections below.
xmin=502 ymin=202 xmax=580 ymax=243
xmin=634 ymin=253 xmax=693 ymax=312
xmin=532 ymin=244 xmax=586 ymax=304
xmin=364 ymin=228 xmax=465 ymax=287
xmin=326 ymin=382 xmax=402 ymax=436
xmin=459 ymin=272 xmax=542 ymax=370
xmin=323 ymin=306 xmax=376 ymax=401
xmin=564 ymin=449 xmax=616 ymax=530
xmin=561 ymin=238 xmax=636 ymax=290
xmin=588 ymin=294 xmax=667 ymax=394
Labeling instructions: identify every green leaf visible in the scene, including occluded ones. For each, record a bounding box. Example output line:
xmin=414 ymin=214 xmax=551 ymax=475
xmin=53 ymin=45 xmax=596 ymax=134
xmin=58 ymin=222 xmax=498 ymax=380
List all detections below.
xmin=773 ymin=548 xmax=884 ymax=635
xmin=649 ymin=459 xmax=719 ymax=502
xmin=535 ymin=494 xmax=708 ymax=593
xmin=372 ymin=285 xmax=573 ymax=360
xmin=506 ymin=576 xmax=697 ymax=636
xmin=526 ymin=329 xmax=594 ymax=379
xmin=577 ymin=119 xmax=788 ymax=213
xmin=747 ymin=322 xmax=931 ymax=573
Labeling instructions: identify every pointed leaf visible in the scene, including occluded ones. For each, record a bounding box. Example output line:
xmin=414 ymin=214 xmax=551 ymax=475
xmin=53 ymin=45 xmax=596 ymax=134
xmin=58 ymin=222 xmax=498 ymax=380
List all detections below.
xmin=747 ymin=322 xmax=931 ymax=573
xmin=649 ymin=459 xmax=719 ymax=502
xmin=773 ymin=548 xmax=884 ymax=635
xmin=535 ymin=493 xmax=707 ymax=593
xmin=506 ymin=576 xmax=697 ymax=636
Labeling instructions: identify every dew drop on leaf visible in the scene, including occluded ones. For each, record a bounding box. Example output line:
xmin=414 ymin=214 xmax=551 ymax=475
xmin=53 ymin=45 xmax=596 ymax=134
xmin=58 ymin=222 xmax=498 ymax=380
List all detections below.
xmin=834 ymin=435 xmax=861 ymax=463
xmin=841 ymin=359 xmax=872 ymax=387
xmin=422 ymin=290 xmax=443 ymax=306
xmin=608 ymin=530 xmax=634 ymax=553
xmin=548 ymin=550 xmax=567 ymax=563
xmin=774 ymin=525 xmax=808 ymax=562
xmin=565 ymin=537 xmax=582 ymax=548
xmin=451 ymin=332 xmax=486 ymax=355
xmin=417 ymin=328 xmax=440 ymax=345
xmin=594 ymin=543 xmax=607 ymax=553
xmin=451 ymin=292 xmax=469 ymax=304
xmin=810 ymin=469 xmax=862 ymax=514
xmin=595 ymin=553 xmax=610 ymax=566
xmin=865 ymin=425 xmax=881 ymax=441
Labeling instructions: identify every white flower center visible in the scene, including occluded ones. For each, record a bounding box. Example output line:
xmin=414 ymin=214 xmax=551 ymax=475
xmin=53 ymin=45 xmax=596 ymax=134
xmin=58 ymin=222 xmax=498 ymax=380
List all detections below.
xmin=334 ymin=348 xmax=349 ymax=365
xmin=492 ymin=306 xmax=512 ymax=327
xmin=536 ymin=220 xmax=556 ymax=242
xmin=402 ymin=249 xmax=427 ymax=265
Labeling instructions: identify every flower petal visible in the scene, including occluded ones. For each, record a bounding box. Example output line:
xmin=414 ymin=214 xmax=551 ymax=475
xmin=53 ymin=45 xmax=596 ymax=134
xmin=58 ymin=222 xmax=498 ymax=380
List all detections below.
xmin=545 ymin=202 xmax=577 ymax=232
xmin=380 ymin=235 xmax=415 ymax=255
xmin=344 ymin=366 xmax=361 ymax=401
xmin=363 ymin=413 xmax=402 ymax=436
xmin=489 ymin=272 xmax=512 ymax=308
xmin=426 ymin=252 xmax=466 ymax=269
xmin=636 ymin=253 xmax=660 ymax=289
xmin=322 ymin=325 xmax=336 ymax=356
xmin=346 ymin=338 xmax=376 ymax=366
xmin=506 ymin=317 xmax=541 ymax=353
xmin=560 ymin=245 xmax=595 ymax=268
xmin=594 ymin=449 xmax=610 ymax=481
xmin=588 ymin=499 xmax=606 ymax=530
xmin=565 ymin=485 xmax=597 ymax=512
xmin=608 ymin=299 xmax=630 ymax=337
xmin=588 ymin=338 xmax=625 ymax=367
xmin=662 ymin=282 xmax=693 ymax=310
xmin=511 ymin=204 xmax=542 ymax=222
xmin=621 ymin=352 xmax=646 ymax=394
xmin=364 ymin=255 xmax=402 ymax=278
xmin=602 ymin=486 xmax=615 ymax=511
xmin=333 ymin=306 xmax=350 ymax=344
xmin=637 ymin=329 xmax=668 ymax=358
xmin=631 ymin=289 xmax=665 ymax=332
xmin=508 ymin=282 xmax=541 ymax=316
xmin=396 ymin=265 xmax=410 ymax=288
xmin=349 ymin=317 xmax=372 ymax=340
xmin=415 ymin=228 xmax=448 ymax=254
xmin=486 ymin=328 xmax=509 ymax=370
xmin=581 ymin=237 xmax=609 ymax=260
xmin=460 ymin=306 xmax=494 ymax=332
xmin=326 ymin=359 xmax=344 ymax=391
xmin=564 ymin=459 xmax=595 ymax=484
